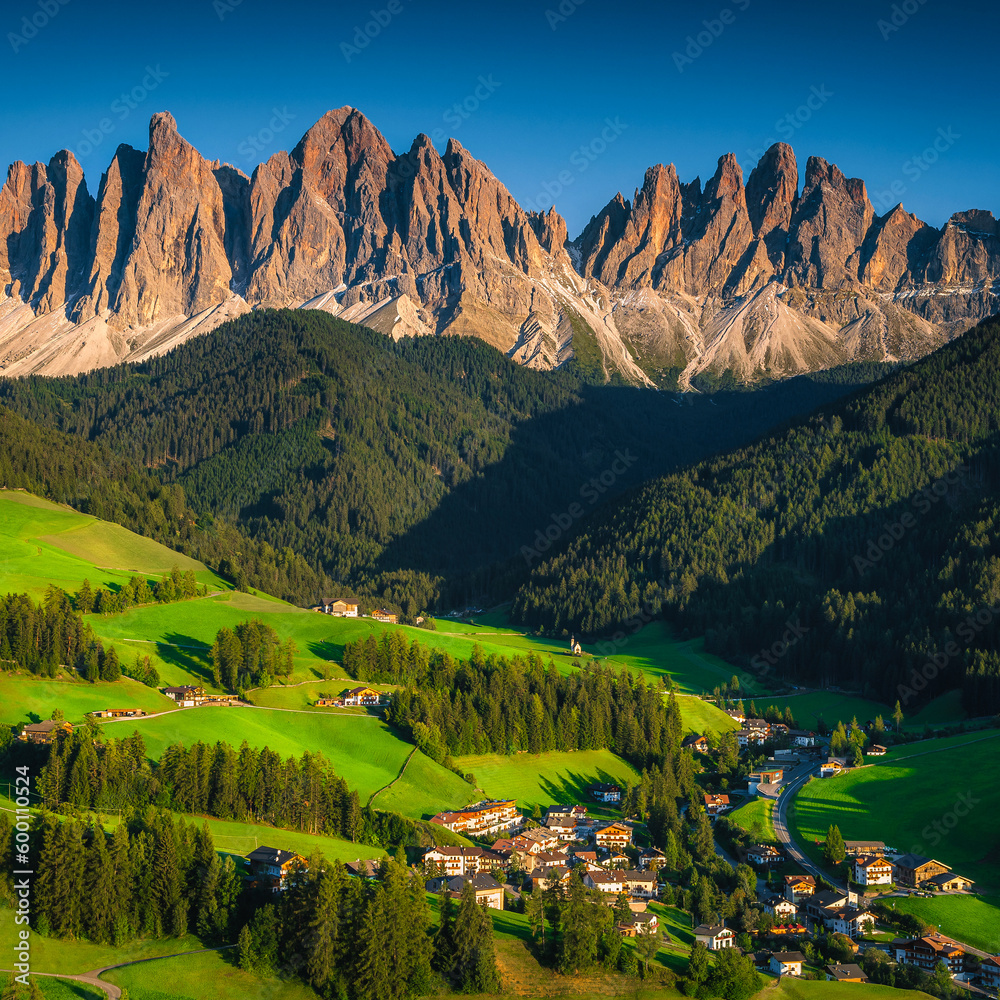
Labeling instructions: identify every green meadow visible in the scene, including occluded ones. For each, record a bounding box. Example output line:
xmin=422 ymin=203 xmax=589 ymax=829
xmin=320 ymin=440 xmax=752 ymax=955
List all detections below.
xmin=727 ymin=797 xmax=776 ymax=843
xmin=675 ymin=695 xmax=741 ymax=736
xmin=885 ymin=893 xmax=1000 ymax=953
xmin=0 ymin=489 xmax=226 ymax=598
xmin=453 ymin=749 xmax=640 ymax=812
xmin=0 ymin=672 xmax=174 ymax=725
xmin=789 ymin=732 xmax=1000 ymax=891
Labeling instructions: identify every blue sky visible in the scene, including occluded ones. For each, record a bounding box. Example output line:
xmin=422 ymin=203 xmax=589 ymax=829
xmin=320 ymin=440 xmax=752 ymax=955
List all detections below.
xmin=2 ymin=0 xmax=995 ymax=236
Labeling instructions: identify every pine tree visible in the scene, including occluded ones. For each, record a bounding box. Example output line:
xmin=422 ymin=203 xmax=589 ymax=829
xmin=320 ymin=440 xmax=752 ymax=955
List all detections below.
xmin=824 ymin=823 xmax=846 ymax=865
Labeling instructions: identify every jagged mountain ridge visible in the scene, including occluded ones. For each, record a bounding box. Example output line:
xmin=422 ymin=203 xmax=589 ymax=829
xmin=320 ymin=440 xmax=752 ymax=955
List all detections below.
xmin=0 ymin=110 xmax=997 ymax=383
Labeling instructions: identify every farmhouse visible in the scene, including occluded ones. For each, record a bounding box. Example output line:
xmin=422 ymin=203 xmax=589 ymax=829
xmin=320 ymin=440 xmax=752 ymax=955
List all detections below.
xmin=341 ymin=686 xmax=382 ymax=707
xmin=93 ymin=708 xmax=146 ymax=719
xmin=436 ymin=873 xmax=504 ymax=909
xmin=618 ymin=911 xmax=659 ymax=937
xmin=371 ymin=610 xmax=398 ymax=623
xmin=853 ymin=855 xmax=894 ymax=886
xmin=844 ymin=839 xmax=886 ymax=856
xmin=318 ymin=598 xmax=359 ymax=617
xmin=246 ymin=846 xmax=305 ymax=890
xmin=594 ymin=822 xmax=632 ymax=848
xmin=784 ymin=875 xmax=817 ymax=902
xmin=704 ymin=793 xmax=730 ymax=816
xmin=316 ymin=698 xmax=340 ymax=707
xmin=820 ymin=761 xmax=843 ymax=777
xmin=866 ymin=744 xmax=887 ymax=756
xmin=346 ymin=859 xmax=380 ymax=879
xmin=736 ymin=728 xmax=768 ymax=748
xmin=693 ymin=923 xmax=736 ymax=951
xmin=430 ymin=800 xmax=522 ymax=837
xmin=623 ymin=870 xmax=658 ymax=899
xmin=924 ymin=872 xmax=974 ymax=892
xmin=763 ymin=895 xmax=798 ymax=919
xmin=546 ymin=804 xmax=587 ymax=822
xmin=19 ymin=720 xmax=72 ymax=744
xmin=747 ymin=844 xmax=783 ymax=866
xmin=422 ymin=846 xmax=484 ymax=876
xmin=584 ymin=870 xmax=627 ymax=894
xmin=826 ymin=964 xmax=869 ymax=983
xmin=163 ymin=685 xmax=204 ymax=706
xmin=589 ymin=782 xmax=621 ymax=803
xmin=893 ymin=853 xmax=950 ymax=888
xmin=894 ymin=933 xmax=968 ymax=975
xmin=822 ymin=907 xmax=876 ymax=939
xmin=770 ymin=952 xmax=805 ymax=977
xmin=683 ymin=734 xmax=710 ymax=752
xmin=804 ymin=890 xmax=849 ymax=920
xmin=530 ymin=865 xmax=571 ymax=891
xmin=639 ymin=848 xmax=666 ymax=871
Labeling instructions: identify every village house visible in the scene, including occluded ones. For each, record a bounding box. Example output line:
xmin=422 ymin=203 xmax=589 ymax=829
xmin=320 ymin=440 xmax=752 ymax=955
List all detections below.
xmin=434 ymin=873 xmax=504 ymax=909
xmin=826 ymin=964 xmax=869 ymax=983
xmin=317 ymin=598 xmax=359 ymax=617
xmin=346 ymin=859 xmax=380 ymax=879
xmin=770 ymin=952 xmax=805 ymax=977
xmin=639 ymin=848 xmax=666 ymax=871
xmin=788 ymin=729 xmax=818 ymax=747
xmin=163 ymin=685 xmax=204 ymax=706
xmin=683 ymin=734 xmax=710 ymax=753
xmin=594 ymin=822 xmax=632 ymax=849
xmin=804 ymin=889 xmax=849 ymax=921
xmin=924 ymin=872 xmax=974 ymax=892
xmin=843 ymin=839 xmax=886 ymax=856
xmin=584 ymin=870 xmax=627 ymax=894
xmin=316 ymin=698 xmax=340 ymax=707
xmin=736 ymin=728 xmax=769 ymax=748
xmin=246 ymin=846 xmax=306 ymax=891
xmin=853 ymin=855 xmax=894 ymax=886
xmin=771 ymin=922 xmax=810 ymax=937
xmin=546 ymin=804 xmax=587 ymax=823
xmin=893 ymin=853 xmax=950 ymax=888
xmin=725 ymin=709 xmax=746 ymax=723
xmin=693 ymin=923 xmax=736 ymax=951
xmin=341 ymin=686 xmax=383 ymax=707
xmin=532 ymin=849 xmax=569 ymax=869
xmin=763 ymin=895 xmax=798 ymax=919
xmin=624 ymin=870 xmax=658 ymax=899
xmin=422 ymin=846 xmax=484 ymax=877
xmin=618 ymin=911 xmax=659 ymax=938
xmin=92 ymin=708 xmax=146 ymax=719
xmin=371 ymin=610 xmax=398 ymax=624
xmin=601 ymin=850 xmax=630 ymax=869
xmin=199 ymin=696 xmax=238 ymax=707
xmin=19 ymin=720 xmax=72 ymax=745
xmin=569 ymin=849 xmax=603 ymax=871
xmin=820 ymin=760 xmax=843 ymax=777
xmin=513 ymin=827 xmax=561 ymax=853
xmin=747 ymin=844 xmax=783 ymax=867
xmin=530 ymin=865 xmax=571 ymax=891
xmin=866 ymin=744 xmax=888 ymax=756
xmin=894 ymin=933 xmax=969 ymax=975
xmin=704 ymin=793 xmax=731 ymax=816
xmin=589 ymin=782 xmax=622 ymax=804
xmin=822 ymin=907 xmax=876 ymax=939
xmin=431 ymin=800 xmax=522 ymax=838
xmin=976 ymin=956 xmax=1000 ymax=992
xmin=784 ymin=875 xmax=817 ymax=903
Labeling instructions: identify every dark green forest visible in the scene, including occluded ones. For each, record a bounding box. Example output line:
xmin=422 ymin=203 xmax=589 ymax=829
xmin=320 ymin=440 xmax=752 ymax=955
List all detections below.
xmin=512 ymin=317 xmax=1000 ymax=714
xmin=0 ymin=310 xmax=886 ymax=612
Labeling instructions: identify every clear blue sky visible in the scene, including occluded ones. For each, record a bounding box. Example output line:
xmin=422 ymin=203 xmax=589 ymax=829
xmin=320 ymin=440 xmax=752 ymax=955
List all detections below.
xmin=2 ymin=0 xmax=995 ymax=236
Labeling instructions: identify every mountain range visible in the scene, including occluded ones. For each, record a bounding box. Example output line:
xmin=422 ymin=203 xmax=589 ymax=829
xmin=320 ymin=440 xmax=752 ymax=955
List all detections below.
xmin=1 ymin=108 xmax=998 ymax=383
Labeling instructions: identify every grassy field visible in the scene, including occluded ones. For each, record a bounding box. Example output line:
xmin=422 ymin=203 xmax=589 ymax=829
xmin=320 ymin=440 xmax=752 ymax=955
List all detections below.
xmin=34 ymin=979 xmax=105 ymax=999
xmin=0 ymin=489 xmax=226 ymax=598
xmin=763 ymin=981 xmax=934 ymax=1000
xmin=789 ymin=732 xmax=1000 ymax=891
xmin=122 ymin=705 xmax=473 ymax=818
xmin=453 ymin=750 xmax=639 ymax=812
xmin=885 ymin=893 xmax=1000 ymax=953
xmin=676 ymin=695 xmax=741 ymax=736
xmin=250 ymin=679 xmax=400 ymax=712
xmin=0 ymin=672 xmax=175 ymax=725
xmin=370 ymin=748 xmax=478 ymax=821
xmin=102 ymin=947 xmax=320 ymax=1000
xmin=727 ymin=797 xmax=776 ymax=843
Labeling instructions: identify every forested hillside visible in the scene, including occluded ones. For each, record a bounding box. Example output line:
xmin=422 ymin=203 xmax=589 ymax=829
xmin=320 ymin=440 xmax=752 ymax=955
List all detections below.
xmin=0 ymin=310 xmax=884 ymax=611
xmin=513 ymin=317 xmax=1000 ymax=714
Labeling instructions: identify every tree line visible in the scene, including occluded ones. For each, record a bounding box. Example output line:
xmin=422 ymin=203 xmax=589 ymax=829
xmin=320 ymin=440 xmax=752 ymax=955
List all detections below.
xmin=37 ymin=729 xmax=364 ymax=842
xmin=513 ymin=315 xmax=1000 ymax=714
xmin=238 ymin=855 xmax=501 ymax=999
xmin=209 ymin=619 xmax=295 ymax=693
xmin=341 ymin=633 xmax=685 ymax=771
